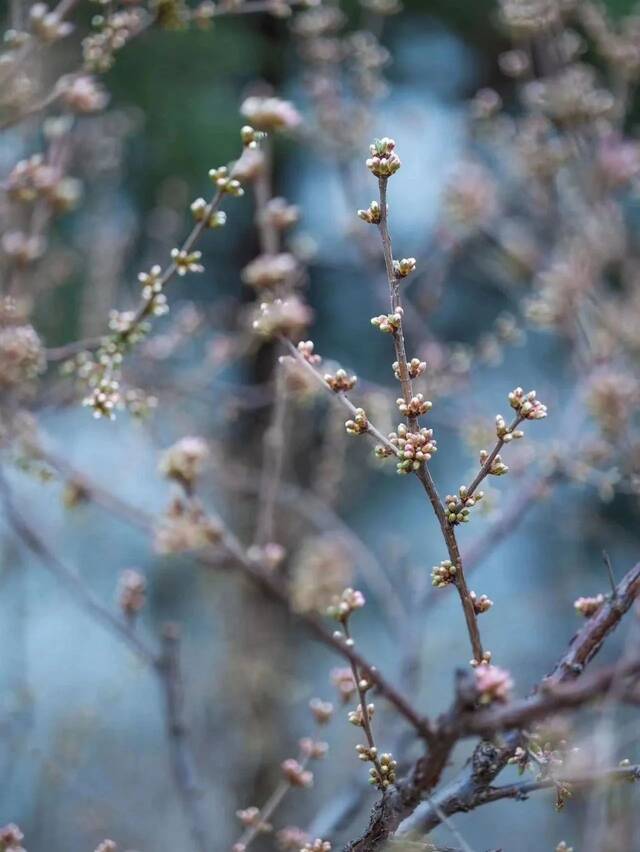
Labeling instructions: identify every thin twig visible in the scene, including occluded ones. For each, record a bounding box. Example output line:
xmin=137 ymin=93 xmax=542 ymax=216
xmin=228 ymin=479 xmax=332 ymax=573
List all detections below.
xmin=0 ymin=469 xmax=210 ymax=851
xmin=38 ymin=447 xmax=432 ymax=740
xmin=158 ymin=624 xmax=210 ymax=852
xmin=348 ymin=561 xmax=640 ymax=850
xmin=281 ymin=337 xmax=400 ymax=457
xmin=375 ymin=174 xmax=484 ymax=664
xmin=0 ymin=468 xmax=156 ymax=666
xmin=254 ymin=350 xmax=288 ymax=546
xmin=46 ymin=148 xmax=250 ymax=363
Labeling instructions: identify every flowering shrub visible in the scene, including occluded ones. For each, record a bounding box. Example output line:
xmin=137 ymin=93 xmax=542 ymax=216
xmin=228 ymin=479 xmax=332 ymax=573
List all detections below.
xmin=2 ymin=1 xmax=640 ymax=851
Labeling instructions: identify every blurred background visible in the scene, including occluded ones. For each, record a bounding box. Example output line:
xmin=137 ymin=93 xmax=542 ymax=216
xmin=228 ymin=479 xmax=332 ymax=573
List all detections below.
xmin=2 ymin=0 xmax=640 ymax=849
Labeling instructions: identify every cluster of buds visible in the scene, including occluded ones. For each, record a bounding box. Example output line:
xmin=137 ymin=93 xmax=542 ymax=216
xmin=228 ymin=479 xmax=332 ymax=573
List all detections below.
xmin=235 ymin=807 xmax=271 ymax=835
xmin=348 ymin=702 xmax=374 ymax=727
xmin=6 ymin=155 xmax=82 ymax=212
xmin=240 ymin=124 xmax=266 ymax=149
xmin=83 ymin=8 xmax=146 ymax=72
xmin=106 ymin=310 xmax=150 ymax=348
xmin=331 ymin=667 xmax=357 ymax=703
xmin=393 ymin=357 xmax=426 ymax=380
xmin=29 ymin=2 xmax=73 ymax=41
xmin=345 ymin=408 xmax=368 ymax=436
xmin=357 ymin=200 xmax=382 ymax=224
xmin=299 ymin=737 xmax=329 ymax=760
xmin=441 ymin=161 xmax=498 ymax=233
xmin=574 ymin=593 xmax=605 ymax=617
xmin=138 ymin=263 xmax=169 ymax=317
xmin=281 ymin=758 xmax=313 ymax=788
xmin=0 ymin=823 xmax=25 ymax=852
xmin=431 ymin=559 xmax=457 ymax=588
xmin=158 ymin=436 xmax=209 ymax=487
xmin=379 ymin=423 xmax=437 ymax=473
xmin=242 ymin=253 xmax=298 ymax=290
xmin=0 ymin=321 xmax=45 ymax=391
xmin=138 ymin=265 xmax=168 ymax=317
xmin=470 ymin=591 xmax=493 ymax=614
xmin=252 ymin=297 xmax=312 ymax=338
xmin=508 ymin=387 xmax=547 ymax=420
xmin=494 ymin=415 xmax=523 ymax=443
xmin=82 ymin=376 xmax=120 ymax=420
xmin=170 ymin=248 xmax=204 ymax=276
xmin=471 ymin=650 xmax=493 ymax=668
xmin=1 ymin=232 xmax=45 ymax=266
xmin=309 ymin=698 xmax=334 ymax=725
xmin=480 ymin=449 xmax=509 ymax=476
xmin=154 ymin=497 xmax=223 ymax=554
xmin=240 ymin=95 xmax=302 ymax=133
xmin=371 ymin=307 xmax=403 ymax=333
xmin=474 ymin=662 xmax=513 ymax=704
xmin=368 ymin=752 xmax=397 ymax=789
xmin=297 ymin=340 xmax=321 ymax=365
xmin=190 ymin=197 xmax=227 ymax=229
xmin=523 ymin=64 xmax=614 ymax=126
xmin=246 ymin=542 xmax=286 ymax=571
xmin=327 ymin=588 xmax=365 ymax=621
xmin=118 ymin=569 xmax=146 ymax=618
xmin=290 ymin=534 xmax=353 ymax=614
xmin=263 ymin=197 xmax=299 ymax=230
xmin=396 ymin=393 xmax=431 ymax=418
xmin=107 ymin=310 xmax=142 ymax=339
xmin=366 ymin=137 xmax=401 ymax=178
xmin=301 ymin=840 xmax=331 ymax=852
xmin=208 ymin=166 xmax=244 ymax=196
xmin=445 ymin=486 xmax=484 ymax=524
xmin=393 ymin=257 xmax=417 ymax=278
xmin=325 ymin=369 xmax=357 ymax=393
xmin=276 ymin=826 xmax=309 ymax=851
xmin=60 ymin=74 xmax=109 ymax=113
xmin=121 ymin=387 xmax=158 ymax=420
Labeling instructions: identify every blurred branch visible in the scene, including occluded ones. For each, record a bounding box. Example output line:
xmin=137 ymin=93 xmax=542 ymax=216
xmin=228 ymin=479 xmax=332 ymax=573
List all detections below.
xmin=0 ymin=467 xmax=156 ymax=667
xmin=254 ymin=353 xmax=288 ymax=546
xmin=37 ymin=447 xmax=433 ymax=741
xmin=159 ymin=623 xmax=210 ymax=852
xmin=0 ymin=468 xmax=211 ymax=852
xmin=476 ymin=763 xmax=640 ymax=805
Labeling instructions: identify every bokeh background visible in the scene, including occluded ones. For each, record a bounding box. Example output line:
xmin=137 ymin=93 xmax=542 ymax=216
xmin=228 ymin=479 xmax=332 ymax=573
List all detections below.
xmin=2 ymin=1 xmax=640 ymax=850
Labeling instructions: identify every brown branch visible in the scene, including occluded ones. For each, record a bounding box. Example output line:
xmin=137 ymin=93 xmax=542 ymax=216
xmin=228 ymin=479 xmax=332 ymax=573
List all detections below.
xmin=375 ymin=174 xmax=484 ymax=665
xmin=282 ymin=337 xmax=401 ymax=457
xmin=205 ymin=529 xmax=433 ymax=741
xmin=342 ymin=618 xmax=386 ymax=784
xmin=347 ymin=561 xmax=640 ymax=850
xmin=459 ymin=414 xmax=524 ymax=506
xmin=254 ymin=360 xmax=289 ymax=546
xmin=475 ymin=763 xmax=640 ymax=806
xmin=544 ymin=560 xmax=640 ymax=686
xmin=37 ymin=447 xmax=432 ymax=741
